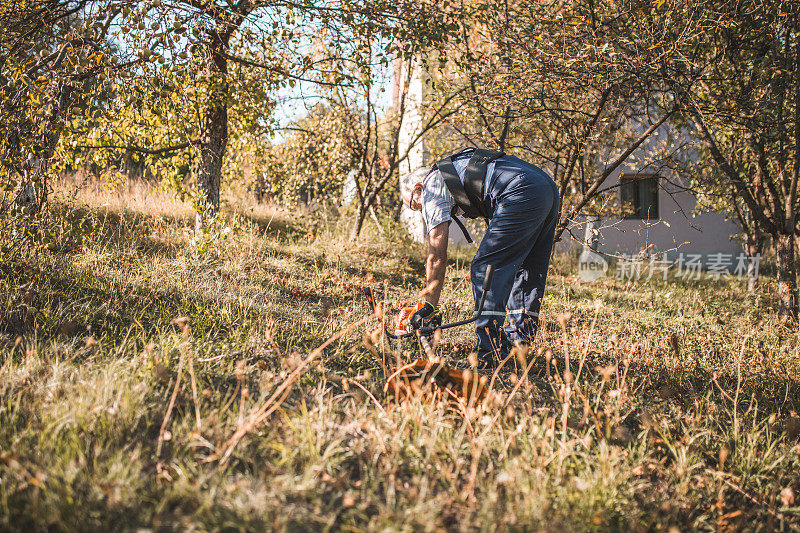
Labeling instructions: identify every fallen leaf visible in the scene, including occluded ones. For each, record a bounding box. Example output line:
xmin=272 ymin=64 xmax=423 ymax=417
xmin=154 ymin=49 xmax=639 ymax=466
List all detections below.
xmin=780 ymin=487 xmax=795 ymax=507
xmin=342 ymin=493 xmax=356 ymax=507
xmin=718 ymin=446 xmax=730 ymax=470
xmin=170 ymin=316 xmax=190 ymax=328
xmin=786 ymin=416 xmax=800 ymax=439
xmin=59 ymin=320 xmax=78 ymax=336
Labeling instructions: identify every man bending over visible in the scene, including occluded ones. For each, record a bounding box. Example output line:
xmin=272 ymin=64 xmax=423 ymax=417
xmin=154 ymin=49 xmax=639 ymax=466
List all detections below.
xmin=403 ymin=147 xmax=559 ymax=369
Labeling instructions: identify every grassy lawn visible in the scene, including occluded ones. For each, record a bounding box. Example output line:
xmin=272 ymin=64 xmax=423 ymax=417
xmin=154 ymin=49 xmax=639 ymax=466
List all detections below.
xmin=1 ymin=182 xmax=799 ymax=531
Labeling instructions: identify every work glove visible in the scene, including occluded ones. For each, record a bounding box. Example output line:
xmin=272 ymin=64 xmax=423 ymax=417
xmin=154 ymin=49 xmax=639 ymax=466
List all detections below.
xmin=409 ymin=302 xmax=441 ymax=336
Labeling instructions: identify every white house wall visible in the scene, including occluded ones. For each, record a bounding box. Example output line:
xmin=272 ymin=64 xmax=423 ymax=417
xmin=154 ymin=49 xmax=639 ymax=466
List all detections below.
xmin=395 ymin=59 xmax=471 ymax=247
xmin=568 ymin=115 xmax=742 ymax=261
xmin=591 ymin=175 xmax=742 ymax=258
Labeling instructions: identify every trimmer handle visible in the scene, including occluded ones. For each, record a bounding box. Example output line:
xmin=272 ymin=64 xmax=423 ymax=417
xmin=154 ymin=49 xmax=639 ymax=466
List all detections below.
xmin=474 ymin=264 xmax=494 ymax=317
xmin=363 ymin=286 xmax=377 ymax=315
xmin=482 ymin=264 xmax=495 ymax=293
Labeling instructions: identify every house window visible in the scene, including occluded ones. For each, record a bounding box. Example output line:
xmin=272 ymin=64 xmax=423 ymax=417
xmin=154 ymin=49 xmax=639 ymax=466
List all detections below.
xmin=620 ymin=174 xmax=659 ymax=219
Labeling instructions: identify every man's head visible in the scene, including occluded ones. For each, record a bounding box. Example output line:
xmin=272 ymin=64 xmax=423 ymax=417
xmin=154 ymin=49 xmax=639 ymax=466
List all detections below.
xmin=400 ymin=167 xmax=430 ymax=212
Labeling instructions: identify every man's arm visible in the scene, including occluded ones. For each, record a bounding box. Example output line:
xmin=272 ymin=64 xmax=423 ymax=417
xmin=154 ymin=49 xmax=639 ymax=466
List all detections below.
xmin=424 ymin=221 xmax=449 ymax=306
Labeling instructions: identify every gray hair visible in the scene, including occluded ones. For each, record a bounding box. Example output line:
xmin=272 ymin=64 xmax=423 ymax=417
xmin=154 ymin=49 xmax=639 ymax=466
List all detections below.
xmin=399 ymin=167 xmax=430 ymax=198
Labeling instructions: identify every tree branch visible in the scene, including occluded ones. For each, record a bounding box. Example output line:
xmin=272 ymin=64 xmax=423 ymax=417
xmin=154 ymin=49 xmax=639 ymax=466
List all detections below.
xmin=790 ymin=22 xmax=800 ymax=234
xmin=74 ymin=140 xmax=198 ymax=155
xmin=554 ymin=109 xmax=675 ymax=241
xmin=684 ymin=102 xmax=775 ymax=232
xmin=220 ymin=51 xmax=350 ymax=87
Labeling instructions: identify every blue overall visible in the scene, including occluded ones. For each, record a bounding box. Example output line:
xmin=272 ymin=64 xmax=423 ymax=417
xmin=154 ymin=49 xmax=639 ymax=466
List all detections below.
xmin=470 ymin=155 xmax=559 ymax=361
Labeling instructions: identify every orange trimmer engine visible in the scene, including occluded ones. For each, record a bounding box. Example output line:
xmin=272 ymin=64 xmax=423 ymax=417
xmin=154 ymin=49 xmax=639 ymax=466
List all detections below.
xmin=394 ymin=302 xmax=426 ymax=336
xmin=362 ymin=264 xmax=495 ymax=341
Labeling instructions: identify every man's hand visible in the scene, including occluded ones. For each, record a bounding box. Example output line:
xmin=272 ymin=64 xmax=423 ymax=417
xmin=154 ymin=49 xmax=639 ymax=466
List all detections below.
xmin=409 ymin=302 xmax=441 ymax=336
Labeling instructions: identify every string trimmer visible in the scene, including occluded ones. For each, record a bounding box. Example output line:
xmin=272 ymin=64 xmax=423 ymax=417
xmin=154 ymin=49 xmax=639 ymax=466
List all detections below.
xmin=362 ymin=265 xmax=496 ymax=403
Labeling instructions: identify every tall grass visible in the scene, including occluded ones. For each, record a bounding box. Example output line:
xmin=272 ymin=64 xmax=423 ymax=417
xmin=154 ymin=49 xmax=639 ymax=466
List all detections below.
xmin=0 ymin=179 xmax=798 ymax=531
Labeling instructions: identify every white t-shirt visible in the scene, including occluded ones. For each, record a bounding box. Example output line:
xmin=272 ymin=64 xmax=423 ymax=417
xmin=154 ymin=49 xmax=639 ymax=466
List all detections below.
xmin=421 ymin=156 xmax=496 ymax=236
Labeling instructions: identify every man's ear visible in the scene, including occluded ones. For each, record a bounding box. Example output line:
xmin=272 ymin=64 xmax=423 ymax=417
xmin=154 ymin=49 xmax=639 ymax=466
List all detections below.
xmin=410 ymin=183 xmax=423 ymax=211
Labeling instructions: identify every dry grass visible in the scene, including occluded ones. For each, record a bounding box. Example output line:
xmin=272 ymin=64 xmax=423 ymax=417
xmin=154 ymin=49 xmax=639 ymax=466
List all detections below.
xmin=0 ymin=179 xmax=799 ymax=531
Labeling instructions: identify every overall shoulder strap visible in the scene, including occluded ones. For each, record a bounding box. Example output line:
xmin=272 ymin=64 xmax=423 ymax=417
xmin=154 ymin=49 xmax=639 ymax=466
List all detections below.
xmin=434 ymin=156 xmax=482 ymax=219
xmin=463 ymin=148 xmax=505 ymax=219
xmin=433 ymin=148 xmax=504 ymax=242
xmin=449 ymin=206 xmax=474 ymax=243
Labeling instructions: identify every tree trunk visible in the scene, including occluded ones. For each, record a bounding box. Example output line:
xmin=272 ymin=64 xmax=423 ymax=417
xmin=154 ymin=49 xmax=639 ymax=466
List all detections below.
xmin=32 ymin=81 xmax=73 ymax=212
xmin=349 ymin=202 xmax=369 ymax=241
xmin=774 ymin=231 xmax=798 ymax=322
xmin=196 ymin=33 xmax=229 ymax=228
xmin=583 ymin=216 xmax=600 ymax=251
xmin=745 ymin=231 xmax=762 ymax=294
